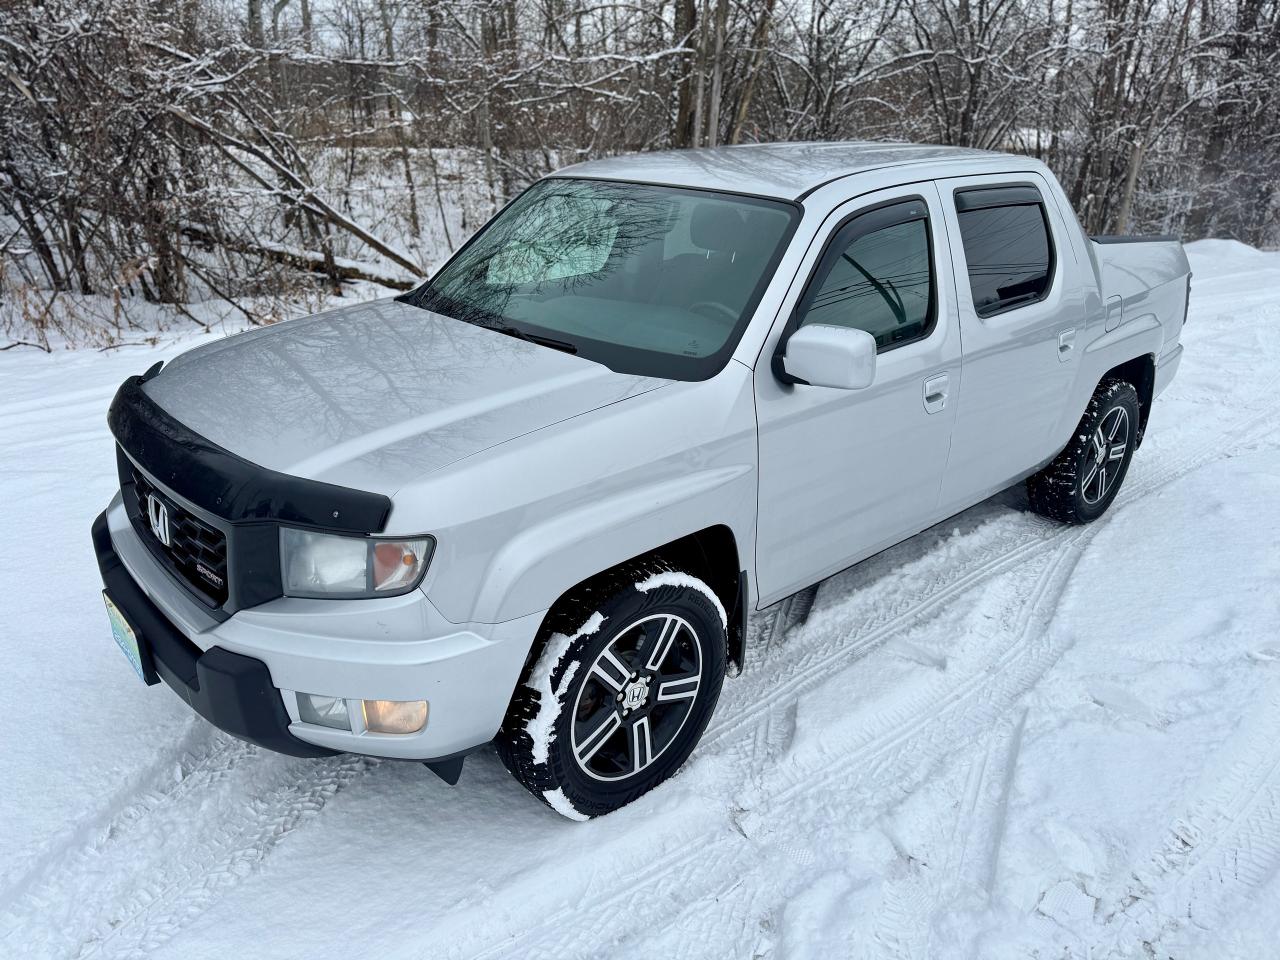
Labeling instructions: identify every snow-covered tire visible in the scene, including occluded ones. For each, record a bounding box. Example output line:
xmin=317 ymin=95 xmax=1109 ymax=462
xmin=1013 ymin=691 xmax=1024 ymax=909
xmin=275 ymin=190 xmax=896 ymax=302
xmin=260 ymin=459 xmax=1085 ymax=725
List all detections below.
xmin=1027 ymin=378 xmax=1140 ymax=524
xmin=495 ymin=562 xmax=727 ymax=820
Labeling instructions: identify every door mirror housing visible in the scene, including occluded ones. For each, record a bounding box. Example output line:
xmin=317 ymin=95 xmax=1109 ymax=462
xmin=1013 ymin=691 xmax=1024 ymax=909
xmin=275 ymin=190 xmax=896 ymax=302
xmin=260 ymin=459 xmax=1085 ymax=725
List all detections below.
xmin=779 ymin=324 xmax=877 ymax=390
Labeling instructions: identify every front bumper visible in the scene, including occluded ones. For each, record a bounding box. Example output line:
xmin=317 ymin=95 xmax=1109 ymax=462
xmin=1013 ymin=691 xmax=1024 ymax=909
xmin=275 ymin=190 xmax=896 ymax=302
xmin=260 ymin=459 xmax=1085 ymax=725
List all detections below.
xmin=93 ymin=497 xmax=544 ymax=761
xmin=94 ymin=510 xmax=332 ymax=757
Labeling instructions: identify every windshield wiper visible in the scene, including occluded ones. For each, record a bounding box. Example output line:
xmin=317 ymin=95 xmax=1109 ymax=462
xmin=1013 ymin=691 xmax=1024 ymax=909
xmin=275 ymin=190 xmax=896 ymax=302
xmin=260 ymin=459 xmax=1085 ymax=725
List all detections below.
xmin=492 ymin=324 xmax=578 ymax=355
xmin=406 ymin=291 xmax=580 ymax=356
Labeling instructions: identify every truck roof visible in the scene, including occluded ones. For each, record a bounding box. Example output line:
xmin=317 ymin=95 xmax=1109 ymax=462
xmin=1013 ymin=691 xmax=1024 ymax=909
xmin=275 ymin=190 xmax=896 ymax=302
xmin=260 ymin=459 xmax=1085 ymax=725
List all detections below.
xmin=554 ymin=141 xmax=1002 ymax=201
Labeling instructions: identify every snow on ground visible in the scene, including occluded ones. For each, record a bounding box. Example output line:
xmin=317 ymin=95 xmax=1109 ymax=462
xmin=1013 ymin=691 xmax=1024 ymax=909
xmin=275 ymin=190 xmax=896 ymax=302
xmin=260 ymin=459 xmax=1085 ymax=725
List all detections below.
xmin=1 ymin=240 xmax=1279 ymax=959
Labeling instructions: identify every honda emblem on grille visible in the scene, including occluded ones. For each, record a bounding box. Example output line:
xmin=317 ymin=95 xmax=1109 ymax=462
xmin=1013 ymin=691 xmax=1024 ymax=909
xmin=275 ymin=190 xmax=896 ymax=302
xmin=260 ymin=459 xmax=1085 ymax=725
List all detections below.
xmin=147 ymin=494 xmax=171 ymax=547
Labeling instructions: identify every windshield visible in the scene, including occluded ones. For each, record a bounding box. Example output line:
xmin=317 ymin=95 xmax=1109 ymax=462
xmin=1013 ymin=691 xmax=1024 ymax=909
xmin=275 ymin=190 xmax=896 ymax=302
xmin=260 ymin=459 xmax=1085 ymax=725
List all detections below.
xmin=404 ymin=178 xmax=799 ymax=380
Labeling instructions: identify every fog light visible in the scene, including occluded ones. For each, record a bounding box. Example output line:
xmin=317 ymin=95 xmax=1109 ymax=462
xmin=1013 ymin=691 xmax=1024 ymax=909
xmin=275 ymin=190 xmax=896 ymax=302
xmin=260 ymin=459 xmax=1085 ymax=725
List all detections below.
xmin=362 ymin=699 xmax=428 ymax=734
xmin=298 ymin=693 xmax=351 ymax=730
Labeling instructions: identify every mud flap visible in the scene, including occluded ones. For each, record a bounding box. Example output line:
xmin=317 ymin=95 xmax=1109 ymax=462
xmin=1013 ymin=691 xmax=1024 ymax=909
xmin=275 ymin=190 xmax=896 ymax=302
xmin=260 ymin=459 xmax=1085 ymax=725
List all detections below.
xmin=727 ymin=570 xmax=748 ymax=678
xmin=750 ymin=583 xmax=820 ymax=659
xmin=423 ymin=754 xmax=466 ymax=786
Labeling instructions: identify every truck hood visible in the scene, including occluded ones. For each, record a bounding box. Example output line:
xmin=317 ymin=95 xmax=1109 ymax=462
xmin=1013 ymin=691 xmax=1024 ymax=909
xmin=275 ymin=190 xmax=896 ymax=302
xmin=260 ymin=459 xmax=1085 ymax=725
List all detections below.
xmin=142 ymin=298 xmax=667 ymax=494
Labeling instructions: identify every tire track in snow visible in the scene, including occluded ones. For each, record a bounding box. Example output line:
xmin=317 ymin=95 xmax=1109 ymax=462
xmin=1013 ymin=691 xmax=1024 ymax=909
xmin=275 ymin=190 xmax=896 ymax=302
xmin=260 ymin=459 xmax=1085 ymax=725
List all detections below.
xmin=76 ymin=755 xmax=373 ymax=960
xmin=0 ymin=747 xmax=374 ymax=960
xmin=1087 ymin=687 xmax=1280 ymax=957
xmin=858 ymin=708 xmax=1028 ymax=960
xmin=797 ymin=374 xmax=1280 ymax=958
xmin=2 ymin=385 xmax=116 ymax=420
xmin=709 ymin=527 xmax=1047 ymax=743
xmin=950 ymin=709 xmax=1028 ymax=901
xmin=0 ymin=725 xmax=241 ymax=913
xmin=608 ymin=869 xmax=769 ymax=960
xmin=762 ymin=530 xmax=1078 ymax=815
xmin=0 ymin=386 xmax=118 ymax=447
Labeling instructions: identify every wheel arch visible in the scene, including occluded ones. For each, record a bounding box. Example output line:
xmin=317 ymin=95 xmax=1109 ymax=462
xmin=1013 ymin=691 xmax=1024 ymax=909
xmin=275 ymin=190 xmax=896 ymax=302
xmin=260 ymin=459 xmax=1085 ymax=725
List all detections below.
xmin=520 ymin=524 xmax=746 ymax=678
xmin=1101 ymin=353 xmax=1155 ymax=445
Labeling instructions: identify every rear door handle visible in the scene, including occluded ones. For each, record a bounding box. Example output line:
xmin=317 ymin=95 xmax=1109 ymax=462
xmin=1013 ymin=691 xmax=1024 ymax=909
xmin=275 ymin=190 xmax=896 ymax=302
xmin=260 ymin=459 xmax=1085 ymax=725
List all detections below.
xmin=1058 ymin=328 xmax=1077 ymax=361
xmin=923 ymin=373 xmax=949 ymax=414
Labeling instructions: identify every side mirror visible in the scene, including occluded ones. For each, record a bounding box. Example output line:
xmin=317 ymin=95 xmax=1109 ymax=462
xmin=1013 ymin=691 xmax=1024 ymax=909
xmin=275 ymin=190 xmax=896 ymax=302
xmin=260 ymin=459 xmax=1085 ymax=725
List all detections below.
xmin=780 ymin=324 xmax=877 ymax=390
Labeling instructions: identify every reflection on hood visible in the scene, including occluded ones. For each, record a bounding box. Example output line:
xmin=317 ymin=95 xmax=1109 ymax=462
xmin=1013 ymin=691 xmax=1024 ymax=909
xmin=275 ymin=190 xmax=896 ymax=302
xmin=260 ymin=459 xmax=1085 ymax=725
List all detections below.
xmin=144 ymin=298 xmax=667 ymax=494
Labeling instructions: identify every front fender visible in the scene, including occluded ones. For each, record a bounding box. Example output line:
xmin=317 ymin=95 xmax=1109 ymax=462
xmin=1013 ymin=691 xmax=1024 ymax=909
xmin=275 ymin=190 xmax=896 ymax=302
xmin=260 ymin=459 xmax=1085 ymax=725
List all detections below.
xmin=477 ymin=463 xmax=754 ymax=625
xmin=398 ymin=367 xmax=761 ymax=626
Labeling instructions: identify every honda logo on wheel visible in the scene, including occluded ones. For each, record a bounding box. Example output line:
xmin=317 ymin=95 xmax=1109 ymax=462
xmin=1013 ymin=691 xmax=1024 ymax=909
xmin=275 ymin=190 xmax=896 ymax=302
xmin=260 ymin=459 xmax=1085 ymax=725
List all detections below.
xmin=147 ymin=494 xmax=171 ymax=547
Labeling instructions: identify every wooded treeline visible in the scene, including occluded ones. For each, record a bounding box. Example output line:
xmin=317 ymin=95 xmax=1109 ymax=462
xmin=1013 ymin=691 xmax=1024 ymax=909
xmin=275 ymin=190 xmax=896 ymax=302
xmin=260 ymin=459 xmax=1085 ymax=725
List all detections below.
xmin=2 ymin=0 xmax=1277 ymax=340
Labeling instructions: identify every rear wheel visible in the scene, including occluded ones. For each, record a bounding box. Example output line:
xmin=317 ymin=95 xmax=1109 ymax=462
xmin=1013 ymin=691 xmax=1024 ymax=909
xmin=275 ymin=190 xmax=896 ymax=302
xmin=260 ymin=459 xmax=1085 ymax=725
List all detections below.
xmin=1027 ymin=378 xmax=1139 ymax=524
xmin=496 ymin=563 xmax=727 ymax=819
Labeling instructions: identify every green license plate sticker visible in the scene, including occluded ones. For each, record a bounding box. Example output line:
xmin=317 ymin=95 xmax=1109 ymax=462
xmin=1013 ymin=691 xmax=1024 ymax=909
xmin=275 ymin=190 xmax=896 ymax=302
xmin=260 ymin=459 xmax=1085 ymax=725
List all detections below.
xmin=104 ymin=593 xmax=145 ymax=682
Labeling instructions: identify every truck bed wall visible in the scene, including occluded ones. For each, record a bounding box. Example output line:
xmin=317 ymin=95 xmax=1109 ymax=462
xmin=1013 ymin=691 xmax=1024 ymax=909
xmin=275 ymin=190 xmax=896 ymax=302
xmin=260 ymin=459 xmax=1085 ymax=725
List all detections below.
xmin=1091 ymin=236 xmax=1190 ymax=365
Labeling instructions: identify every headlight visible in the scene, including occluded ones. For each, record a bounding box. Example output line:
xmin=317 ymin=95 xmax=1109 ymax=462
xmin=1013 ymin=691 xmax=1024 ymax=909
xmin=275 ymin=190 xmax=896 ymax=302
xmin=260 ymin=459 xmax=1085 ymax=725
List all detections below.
xmin=281 ymin=528 xmax=434 ymax=598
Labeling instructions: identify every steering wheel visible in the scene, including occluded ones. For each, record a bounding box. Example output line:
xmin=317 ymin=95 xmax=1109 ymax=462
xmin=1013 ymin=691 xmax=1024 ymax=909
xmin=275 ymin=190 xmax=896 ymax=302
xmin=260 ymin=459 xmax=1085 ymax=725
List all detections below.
xmin=689 ymin=301 xmax=738 ymax=325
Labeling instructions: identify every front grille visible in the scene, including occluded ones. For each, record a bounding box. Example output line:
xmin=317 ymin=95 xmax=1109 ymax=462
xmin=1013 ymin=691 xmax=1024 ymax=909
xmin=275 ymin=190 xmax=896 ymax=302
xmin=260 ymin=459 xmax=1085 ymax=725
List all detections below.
xmin=128 ymin=468 xmax=229 ymax=606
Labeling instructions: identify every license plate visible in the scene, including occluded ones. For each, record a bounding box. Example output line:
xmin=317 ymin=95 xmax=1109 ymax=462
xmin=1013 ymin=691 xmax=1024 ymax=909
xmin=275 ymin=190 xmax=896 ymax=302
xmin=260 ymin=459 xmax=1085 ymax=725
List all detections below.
xmin=104 ymin=593 xmax=146 ymax=682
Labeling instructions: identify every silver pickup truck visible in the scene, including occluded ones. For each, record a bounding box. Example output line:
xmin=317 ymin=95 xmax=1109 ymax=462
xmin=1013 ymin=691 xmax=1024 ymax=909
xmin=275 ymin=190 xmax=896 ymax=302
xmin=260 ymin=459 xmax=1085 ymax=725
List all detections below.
xmin=92 ymin=142 xmax=1189 ymax=819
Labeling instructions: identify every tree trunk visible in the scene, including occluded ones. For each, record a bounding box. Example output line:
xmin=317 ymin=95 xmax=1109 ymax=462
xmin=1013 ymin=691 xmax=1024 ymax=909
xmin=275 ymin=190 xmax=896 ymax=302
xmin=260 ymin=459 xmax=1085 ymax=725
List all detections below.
xmin=4 ymin=192 xmax=64 ymax=291
xmin=672 ymin=0 xmax=697 ymax=147
xmin=692 ymin=0 xmax=709 ymax=148
xmin=271 ymin=0 xmax=289 ymax=42
xmin=377 ymin=0 xmax=421 ymax=236
xmin=477 ymin=6 xmax=498 ymax=212
xmin=1114 ymin=141 xmax=1145 ymax=234
xmin=728 ymin=0 xmax=774 ymax=145
xmin=247 ymin=0 xmax=264 ymax=47
xmin=706 ymin=0 xmax=728 ymax=147
xmin=181 ymin=225 xmax=415 ymax=289
xmin=298 ymin=0 xmax=311 ymax=51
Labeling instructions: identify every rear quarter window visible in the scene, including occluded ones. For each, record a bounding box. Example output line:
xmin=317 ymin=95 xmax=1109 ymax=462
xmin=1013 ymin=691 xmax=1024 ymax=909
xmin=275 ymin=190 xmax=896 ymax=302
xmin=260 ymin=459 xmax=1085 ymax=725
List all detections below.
xmin=954 ymin=186 xmax=1054 ymax=317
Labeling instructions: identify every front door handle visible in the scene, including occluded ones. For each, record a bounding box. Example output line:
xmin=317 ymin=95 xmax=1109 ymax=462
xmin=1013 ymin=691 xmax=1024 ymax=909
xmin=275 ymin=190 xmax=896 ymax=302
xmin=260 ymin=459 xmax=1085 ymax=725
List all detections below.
xmin=923 ymin=373 xmax=949 ymax=414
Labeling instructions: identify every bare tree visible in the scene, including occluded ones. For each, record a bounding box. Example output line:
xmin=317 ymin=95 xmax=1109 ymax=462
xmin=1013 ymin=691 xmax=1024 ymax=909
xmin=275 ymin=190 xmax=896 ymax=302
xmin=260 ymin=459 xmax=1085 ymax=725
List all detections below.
xmin=3 ymin=0 xmax=1278 ymax=347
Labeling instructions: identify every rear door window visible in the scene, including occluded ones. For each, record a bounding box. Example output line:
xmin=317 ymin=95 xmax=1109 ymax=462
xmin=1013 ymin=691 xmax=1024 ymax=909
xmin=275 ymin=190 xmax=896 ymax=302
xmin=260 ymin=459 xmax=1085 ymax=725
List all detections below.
xmin=954 ymin=186 xmax=1054 ymax=317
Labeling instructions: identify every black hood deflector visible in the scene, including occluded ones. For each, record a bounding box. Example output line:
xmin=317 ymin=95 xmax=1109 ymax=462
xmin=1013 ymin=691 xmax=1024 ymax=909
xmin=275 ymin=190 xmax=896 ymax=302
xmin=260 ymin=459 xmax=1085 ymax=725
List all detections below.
xmin=109 ymin=375 xmax=391 ymax=535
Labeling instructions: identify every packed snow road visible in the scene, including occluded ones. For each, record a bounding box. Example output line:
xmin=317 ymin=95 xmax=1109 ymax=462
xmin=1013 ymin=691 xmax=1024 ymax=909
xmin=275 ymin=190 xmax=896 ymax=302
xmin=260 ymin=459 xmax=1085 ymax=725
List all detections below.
xmin=2 ymin=240 xmax=1279 ymax=959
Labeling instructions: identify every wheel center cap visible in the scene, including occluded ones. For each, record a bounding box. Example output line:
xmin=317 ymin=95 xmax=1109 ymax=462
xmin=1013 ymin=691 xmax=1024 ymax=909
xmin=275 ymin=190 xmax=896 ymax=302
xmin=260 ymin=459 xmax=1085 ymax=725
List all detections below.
xmin=622 ymin=676 xmax=650 ymax=710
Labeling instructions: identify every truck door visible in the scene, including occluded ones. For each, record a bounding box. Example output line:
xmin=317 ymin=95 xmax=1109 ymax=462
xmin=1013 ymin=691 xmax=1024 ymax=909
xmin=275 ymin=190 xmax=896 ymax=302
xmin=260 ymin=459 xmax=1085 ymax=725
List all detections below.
xmin=754 ymin=184 xmax=961 ymax=606
xmin=933 ymin=173 xmax=1084 ymax=513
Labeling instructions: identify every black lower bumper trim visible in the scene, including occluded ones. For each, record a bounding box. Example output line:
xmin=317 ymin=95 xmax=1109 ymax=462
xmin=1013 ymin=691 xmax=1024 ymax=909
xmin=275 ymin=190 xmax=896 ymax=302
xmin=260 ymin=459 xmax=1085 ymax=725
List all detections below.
xmin=93 ymin=511 xmax=336 ymax=759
